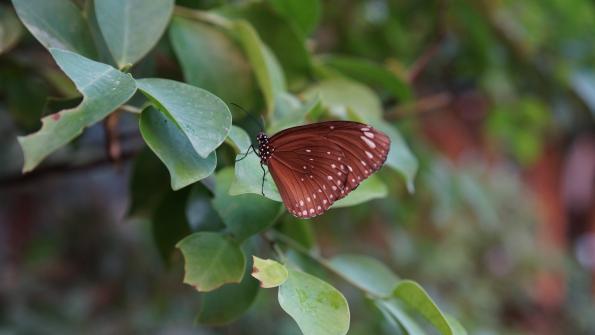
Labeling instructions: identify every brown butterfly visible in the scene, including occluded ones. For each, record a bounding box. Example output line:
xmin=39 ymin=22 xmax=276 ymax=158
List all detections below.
xmin=254 ymin=121 xmax=390 ymax=218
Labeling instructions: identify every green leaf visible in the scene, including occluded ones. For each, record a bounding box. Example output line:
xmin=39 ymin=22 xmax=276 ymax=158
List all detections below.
xmin=328 ymin=254 xmax=399 ymax=297
xmin=278 ymin=269 xmax=350 ymax=335
xmin=232 ymin=20 xmax=286 ymax=114
xmin=136 ymin=78 xmax=232 ymax=158
xmin=213 ymin=168 xmax=281 ymax=242
xmin=331 ymin=174 xmax=388 ymax=208
xmin=223 ymin=3 xmax=312 ymax=84
xmin=393 ymin=280 xmax=462 ymax=335
xmin=267 ymin=0 xmax=321 ymax=36
xmin=139 ymin=106 xmax=217 ymax=190
xmin=177 ymin=232 xmax=246 ymax=292
xmin=375 ymin=299 xmax=425 ymax=335
xmin=197 ymin=262 xmax=260 ymax=325
xmin=95 ymin=0 xmax=173 ymax=68
xmin=371 ymin=120 xmax=418 ymax=193
xmin=0 ymin=5 xmax=23 ymax=54
xmin=251 ymin=256 xmax=288 ymax=288
xmin=12 ymin=0 xmax=96 ymax=57
xmin=152 ymin=189 xmax=191 ymax=263
xmin=321 ymin=55 xmax=413 ymax=102
xmin=169 ymin=17 xmax=254 ymax=108
xmin=304 ymin=78 xmax=382 ymax=121
xmin=268 ymin=93 xmax=321 ymax=134
xmin=18 ymin=48 xmax=136 ymax=172
xmin=225 ymin=125 xmax=252 ymax=153
xmin=226 ymin=126 xmax=281 ymax=201
xmin=445 ymin=314 xmax=468 ymax=335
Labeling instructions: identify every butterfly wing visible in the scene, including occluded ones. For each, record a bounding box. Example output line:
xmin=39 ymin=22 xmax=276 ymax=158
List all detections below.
xmin=267 ymin=121 xmax=390 ymax=218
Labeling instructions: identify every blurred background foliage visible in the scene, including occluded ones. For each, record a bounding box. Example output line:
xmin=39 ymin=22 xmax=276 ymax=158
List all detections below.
xmin=1 ymin=0 xmax=595 ymax=334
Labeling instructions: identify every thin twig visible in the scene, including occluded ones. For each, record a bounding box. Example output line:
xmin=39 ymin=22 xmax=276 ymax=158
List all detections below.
xmin=103 ymin=113 xmax=121 ymax=163
xmin=173 ymin=5 xmax=232 ymax=29
xmin=385 ymin=92 xmax=453 ymax=120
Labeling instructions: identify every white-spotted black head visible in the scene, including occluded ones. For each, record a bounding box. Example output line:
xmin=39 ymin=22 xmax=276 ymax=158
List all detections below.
xmin=256 ymin=132 xmax=273 ymax=164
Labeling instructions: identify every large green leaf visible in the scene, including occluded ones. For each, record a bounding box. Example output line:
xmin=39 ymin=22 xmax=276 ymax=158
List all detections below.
xmin=18 ymin=49 xmax=136 ymax=172
xmin=328 ymin=254 xmax=399 ymax=298
xmin=371 ymin=120 xmax=418 ymax=192
xmin=169 ymin=17 xmax=254 ymax=108
xmin=197 ymin=260 xmax=260 ymax=325
xmin=393 ymin=280 xmax=465 ymax=335
xmin=304 ymin=78 xmax=382 ymax=121
xmin=251 ymin=256 xmax=288 ymax=288
xmin=139 ymin=106 xmax=217 ymax=190
xmin=95 ymin=0 xmax=173 ymax=68
xmin=232 ymin=20 xmax=286 ymax=114
xmin=136 ymin=78 xmax=231 ymax=158
xmin=226 ymin=126 xmax=281 ymax=201
xmin=177 ymin=232 xmax=246 ymax=292
xmin=267 ymin=0 xmax=321 ymax=36
xmin=224 ymin=3 xmax=311 ymax=85
xmin=213 ymin=168 xmax=281 ymax=242
xmin=321 ymin=55 xmax=413 ymax=102
xmin=12 ymin=0 xmax=96 ymax=57
xmin=0 ymin=5 xmax=23 ymax=54
xmin=331 ymin=175 xmax=388 ymax=208
xmin=278 ymin=269 xmax=350 ymax=335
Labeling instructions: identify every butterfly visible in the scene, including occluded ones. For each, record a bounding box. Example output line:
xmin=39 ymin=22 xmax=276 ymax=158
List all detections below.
xmin=254 ymin=121 xmax=390 ymax=218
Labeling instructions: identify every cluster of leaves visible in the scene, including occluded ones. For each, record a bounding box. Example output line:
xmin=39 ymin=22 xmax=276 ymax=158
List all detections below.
xmin=4 ymin=0 xmax=469 ymax=334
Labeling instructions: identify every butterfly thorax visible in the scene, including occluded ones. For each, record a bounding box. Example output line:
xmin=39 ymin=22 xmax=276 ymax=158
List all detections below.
xmin=256 ymin=132 xmax=274 ymax=165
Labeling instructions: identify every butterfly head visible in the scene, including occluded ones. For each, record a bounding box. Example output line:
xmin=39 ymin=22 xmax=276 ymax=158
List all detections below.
xmin=256 ymin=132 xmax=273 ymax=164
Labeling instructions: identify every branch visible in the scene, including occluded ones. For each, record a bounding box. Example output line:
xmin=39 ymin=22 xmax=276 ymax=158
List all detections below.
xmin=385 ymin=92 xmax=453 ymax=120
xmin=0 ymin=147 xmax=142 ymax=188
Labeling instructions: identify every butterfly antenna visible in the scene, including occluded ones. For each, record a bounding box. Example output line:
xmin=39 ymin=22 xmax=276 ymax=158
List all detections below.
xmin=229 ymin=102 xmax=264 ymax=132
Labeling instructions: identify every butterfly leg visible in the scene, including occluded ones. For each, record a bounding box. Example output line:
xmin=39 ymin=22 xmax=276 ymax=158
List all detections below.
xmin=260 ymin=163 xmax=267 ymax=196
xmin=235 ymin=145 xmax=256 ymax=162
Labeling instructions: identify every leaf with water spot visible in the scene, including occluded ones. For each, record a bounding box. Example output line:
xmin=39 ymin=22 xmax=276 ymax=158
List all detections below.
xmin=136 ymin=78 xmax=232 ymax=158
xmin=95 ymin=0 xmax=173 ymax=68
xmin=278 ymin=269 xmax=350 ymax=335
xmin=139 ymin=106 xmax=217 ymax=190
xmin=18 ymin=48 xmax=136 ymax=172
xmin=12 ymin=0 xmax=96 ymax=57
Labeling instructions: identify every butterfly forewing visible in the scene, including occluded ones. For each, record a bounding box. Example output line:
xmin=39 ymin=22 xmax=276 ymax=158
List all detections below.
xmin=263 ymin=121 xmax=391 ymax=219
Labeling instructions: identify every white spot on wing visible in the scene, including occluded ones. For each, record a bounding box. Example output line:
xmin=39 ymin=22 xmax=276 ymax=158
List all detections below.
xmin=300 ymin=200 xmax=304 ymax=206
xmin=366 ymin=151 xmax=374 ymax=159
xmin=327 ymin=176 xmax=333 ymax=180
xmin=302 ymin=210 xmax=307 ymax=215
xmin=364 ymin=131 xmax=374 ymax=139
xmin=361 ymin=127 xmax=370 ymax=131
xmin=307 ymin=197 xmax=311 ymax=202
xmin=361 ymin=136 xmax=376 ymax=149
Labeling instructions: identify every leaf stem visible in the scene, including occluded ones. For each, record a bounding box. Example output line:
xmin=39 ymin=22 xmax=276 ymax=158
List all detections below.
xmin=173 ymin=6 xmax=232 ymax=29
xmin=119 ymin=104 xmax=142 ymax=114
